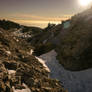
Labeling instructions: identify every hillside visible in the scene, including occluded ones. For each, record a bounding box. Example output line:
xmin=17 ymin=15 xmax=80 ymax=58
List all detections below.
xmin=0 ymin=20 xmax=21 ymax=30
xmin=28 ymin=23 xmax=64 ymax=56
xmin=0 ymin=19 xmax=42 ymax=36
xmin=28 ymin=8 xmax=92 ymax=71
xmin=57 ymin=8 xmax=92 ymax=71
xmin=0 ymin=28 xmax=66 ymax=92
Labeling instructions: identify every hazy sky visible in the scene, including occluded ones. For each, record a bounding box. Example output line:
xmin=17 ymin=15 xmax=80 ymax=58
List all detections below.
xmin=0 ymin=0 xmax=89 ymax=28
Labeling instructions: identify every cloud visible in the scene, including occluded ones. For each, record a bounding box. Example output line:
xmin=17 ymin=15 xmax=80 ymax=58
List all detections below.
xmin=7 ymin=13 xmax=73 ymax=21
xmin=0 ymin=14 xmax=73 ymax=28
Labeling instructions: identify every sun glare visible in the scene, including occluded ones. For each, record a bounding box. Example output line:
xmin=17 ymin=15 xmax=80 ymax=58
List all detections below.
xmin=79 ymin=0 xmax=92 ymax=6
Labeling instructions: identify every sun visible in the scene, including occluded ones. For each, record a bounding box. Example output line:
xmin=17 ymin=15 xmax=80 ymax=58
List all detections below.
xmin=79 ymin=0 xmax=92 ymax=6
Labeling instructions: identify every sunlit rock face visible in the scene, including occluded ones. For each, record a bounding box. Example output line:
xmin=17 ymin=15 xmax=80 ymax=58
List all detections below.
xmin=35 ymin=56 xmax=50 ymax=72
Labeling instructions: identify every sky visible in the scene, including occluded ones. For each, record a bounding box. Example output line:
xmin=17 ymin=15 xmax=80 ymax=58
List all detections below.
xmin=0 ymin=0 xmax=90 ymax=28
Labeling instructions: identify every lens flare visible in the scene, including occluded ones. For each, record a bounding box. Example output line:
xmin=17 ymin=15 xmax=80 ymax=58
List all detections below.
xmin=79 ymin=0 xmax=92 ymax=6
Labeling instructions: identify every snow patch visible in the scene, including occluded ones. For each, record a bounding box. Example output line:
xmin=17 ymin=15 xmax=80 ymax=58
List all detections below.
xmin=35 ymin=57 xmax=50 ymax=72
xmin=39 ymin=50 xmax=92 ymax=92
xmin=13 ymin=29 xmax=32 ymax=38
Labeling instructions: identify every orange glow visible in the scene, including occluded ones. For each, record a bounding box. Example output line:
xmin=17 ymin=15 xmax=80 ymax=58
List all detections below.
xmin=0 ymin=14 xmax=72 ymax=28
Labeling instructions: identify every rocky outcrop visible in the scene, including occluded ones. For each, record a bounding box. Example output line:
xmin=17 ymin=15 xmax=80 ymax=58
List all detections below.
xmin=0 ymin=28 xmax=66 ymax=92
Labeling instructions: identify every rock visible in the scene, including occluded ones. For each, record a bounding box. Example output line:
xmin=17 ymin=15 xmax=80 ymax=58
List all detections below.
xmin=0 ymin=80 xmax=6 ymax=92
xmin=0 ymin=27 xmax=66 ymax=92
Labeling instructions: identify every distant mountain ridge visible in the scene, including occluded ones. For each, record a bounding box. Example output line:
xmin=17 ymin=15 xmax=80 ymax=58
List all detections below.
xmin=0 ymin=19 xmax=42 ymax=35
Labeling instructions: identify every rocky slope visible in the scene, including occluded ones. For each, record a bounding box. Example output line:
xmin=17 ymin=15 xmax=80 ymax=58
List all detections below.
xmin=29 ymin=8 xmax=92 ymax=71
xmin=0 ymin=28 xmax=66 ymax=92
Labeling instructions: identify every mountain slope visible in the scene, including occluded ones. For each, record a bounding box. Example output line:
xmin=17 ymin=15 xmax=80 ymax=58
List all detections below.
xmin=0 ymin=28 xmax=66 ymax=92
xmin=57 ymin=8 xmax=92 ymax=71
xmin=0 ymin=19 xmax=42 ymax=36
xmin=29 ymin=8 xmax=92 ymax=71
